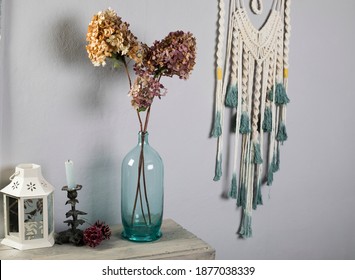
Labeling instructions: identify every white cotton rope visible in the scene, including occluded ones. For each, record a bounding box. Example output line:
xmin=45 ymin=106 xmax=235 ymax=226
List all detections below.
xmin=231 ymin=34 xmax=242 ymax=184
xmin=250 ymin=0 xmax=263 ymax=15
xmin=215 ymin=0 xmax=225 ymax=119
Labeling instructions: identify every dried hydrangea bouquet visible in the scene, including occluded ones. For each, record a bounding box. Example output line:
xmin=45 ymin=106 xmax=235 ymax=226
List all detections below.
xmin=86 ymin=8 xmax=196 ymax=241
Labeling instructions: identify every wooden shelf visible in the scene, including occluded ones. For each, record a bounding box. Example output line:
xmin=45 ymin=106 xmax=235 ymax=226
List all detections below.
xmin=0 ymin=219 xmax=215 ymax=260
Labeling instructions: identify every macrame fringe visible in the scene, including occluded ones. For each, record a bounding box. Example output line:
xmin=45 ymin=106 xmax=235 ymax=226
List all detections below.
xmin=211 ymin=111 xmax=222 ymax=138
xmin=276 ymin=122 xmax=288 ymax=143
xmin=225 ymin=84 xmax=238 ymax=107
xmin=239 ymin=112 xmax=251 ymax=134
xmin=213 ymin=153 xmax=223 ymax=181
xmin=274 ymin=143 xmax=280 ymax=172
xmin=253 ymin=141 xmax=263 ymax=164
xmin=267 ymin=89 xmax=274 ymax=102
xmin=262 ymin=106 xmax=272 ymax=132
xmin=267 ymin=144 xmax=281 ymax=186
xmin=267 ymin=164 xmax=274 ymax=186
xmin=237 ymin=182 xmax=246 ymax=208
xmin=239 ymin=210 xmax=252 ymax=238
xmin=229 ymin=173 xmax=238 ymax=199
xmin=253 ymin=180 xmax=263 ymax=210
xmin=275 ymin=83 xmax=290 ymax=105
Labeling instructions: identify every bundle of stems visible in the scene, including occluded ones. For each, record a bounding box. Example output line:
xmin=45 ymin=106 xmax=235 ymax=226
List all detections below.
xmin=122 ymin=57 xmax=159 ymax=226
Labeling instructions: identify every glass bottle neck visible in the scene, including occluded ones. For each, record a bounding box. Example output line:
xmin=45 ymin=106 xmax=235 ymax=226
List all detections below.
xmin=138 ymin=131 xmax=149 ymax=145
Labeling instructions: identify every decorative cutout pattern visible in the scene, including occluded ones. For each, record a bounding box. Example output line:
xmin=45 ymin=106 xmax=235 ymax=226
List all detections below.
xmin=27 ymin=182 xmax=36 ymax=192
xmin=12 ymin=181 xmax=19 ymax=190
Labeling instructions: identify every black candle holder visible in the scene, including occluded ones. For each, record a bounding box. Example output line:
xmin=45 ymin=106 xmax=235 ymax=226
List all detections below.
xmin=55 ymin=185 xmax=87 ymax=246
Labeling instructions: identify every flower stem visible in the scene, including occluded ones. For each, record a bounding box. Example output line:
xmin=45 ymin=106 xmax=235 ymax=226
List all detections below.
xmin=122 ymin=57 xmax=132 ymax=88
xmin=131 ymin=148 xmax=147 ymax=225
xmin=137 ymin=111 xmax=144 ymax=132
xmin=141 ymin=150 xmax=152 ymax=224
xmin=143 ymin=106 xmax=151 ymax=132
xmin=131 ymin=130 xmax=152 ymax=226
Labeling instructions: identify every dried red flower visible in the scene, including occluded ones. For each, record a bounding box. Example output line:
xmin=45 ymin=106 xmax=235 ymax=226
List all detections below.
xmin=94 ymin=220 xmax=112 ymax=240
xmin=83 ymin=224 xmax=104 ymax=248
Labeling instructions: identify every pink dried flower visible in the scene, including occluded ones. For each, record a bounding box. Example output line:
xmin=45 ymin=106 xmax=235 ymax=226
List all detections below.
xmin=129 ymin=70 xmax=167 ymax=111
xmin=143 ymin=31 xmax=197 ymax=79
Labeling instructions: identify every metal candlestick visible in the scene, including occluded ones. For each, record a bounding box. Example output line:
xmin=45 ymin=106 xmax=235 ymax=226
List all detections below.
xmin=55 ymin=185 xmax=87 ymax=246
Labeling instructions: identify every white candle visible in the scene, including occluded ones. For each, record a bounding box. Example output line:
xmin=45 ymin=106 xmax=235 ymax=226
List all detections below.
xmin=65 ymin=160 xmax=76 ymax=190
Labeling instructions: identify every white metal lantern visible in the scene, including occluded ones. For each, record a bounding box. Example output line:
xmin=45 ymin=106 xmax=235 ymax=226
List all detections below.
xmin=1 ymin=163 xmax=55 ymax=250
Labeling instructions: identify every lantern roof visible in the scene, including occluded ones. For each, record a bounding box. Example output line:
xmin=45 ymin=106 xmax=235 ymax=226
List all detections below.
xmin=1 ymin=163 xmax=54 ymax=197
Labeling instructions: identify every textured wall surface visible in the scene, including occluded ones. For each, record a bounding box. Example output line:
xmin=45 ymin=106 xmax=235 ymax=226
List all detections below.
xmin=0 ymin=0 xmax=355 ymax=259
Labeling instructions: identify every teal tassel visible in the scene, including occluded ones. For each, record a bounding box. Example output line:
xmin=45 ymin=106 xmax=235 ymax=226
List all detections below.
xmin=229 ymin=174 xmax=238 ymax=199
xmin=262 ymin=106 xmax=272 ymax=132
xmin=211 ymin=111 xmax=222 ymax=137
xmin=253 ymin=142 xmax=263 ymax=164
xmin=239 ymin=211 xmax=252 ymax=238
xmin=275 ymin=83 xmax=290 ymax=105
xmin=213 ymin=154 xmax=222 ymax=181
xmin=273 ymin=144 xmax=280 ymax=172
xmin=239 ymin=112 xmax=251 ymax=134
xmin=267 ymin=89 xmax=274 ymax=102
xmin=257 ymin=185 xmax=263 ymax=205
xmin=253 ymin=181 xmax=263 ymax=210
xmin=225 ymin=84 xmax=238 ymax=108
xmin=237 ymin=182 xmax=246 ymax=208
xmin=276 ymin=122 xmax=288 ymax=143
xmin=267 ymin=165 xmax=274 ymax=186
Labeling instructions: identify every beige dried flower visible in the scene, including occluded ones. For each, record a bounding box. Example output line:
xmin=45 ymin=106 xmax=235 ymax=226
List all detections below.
xmin=86 ymin=8 xmax=140 ymax=66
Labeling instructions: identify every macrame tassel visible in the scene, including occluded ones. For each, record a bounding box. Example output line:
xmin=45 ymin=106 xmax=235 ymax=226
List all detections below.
xmin=256 ymin=182 xmax=263 ymax=205
xmin=225 ymin=84 xmax=238 ymax=108
xmin=213 ymin=153 xmax=223 ymax=181
xmin=275 ymin=83 xmax=290 ymax=105
xmin=239 ymin=112 xmax=251 ymax=134
xmin=211 ymin=111 xmax=222 ymax=137
xmin=229 ymin=173 xmax=238 ymax=199
xmin=276 ymin=122 xmax=288 ymax=143
xmin=253 ymin=180 xmax=263 ymax=210
xmin=267 ymin=144 xmax=280 ymax=186
xmin=262 ymin=106 xmax=272 ymax=132
xmin=239 ymin=209 xmax=252 ymax=238
xmin=273 ymin=143 xmax=281 ymax=172
xmin=253 ymin=141 xmax=263 ymax=164
xmin=267 ymin=89 xmax=274 ymax=102
xmin=237 ymin=182 xmax=246 ymax=208
xmin=267 ymin=164 xmax=274 ymax=186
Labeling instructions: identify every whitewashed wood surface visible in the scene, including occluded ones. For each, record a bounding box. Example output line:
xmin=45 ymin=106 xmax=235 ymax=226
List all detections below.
xmin=0 ymin=219 xmax=215 ymax=260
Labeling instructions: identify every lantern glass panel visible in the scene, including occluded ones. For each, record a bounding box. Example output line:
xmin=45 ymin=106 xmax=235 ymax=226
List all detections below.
xmin=24 ymin=198 xmax=43 ymax=240
xmin=7 ymin=196 xmax=19 ymax=237
xmin=48 ymin=193 xmax=54 ymax=234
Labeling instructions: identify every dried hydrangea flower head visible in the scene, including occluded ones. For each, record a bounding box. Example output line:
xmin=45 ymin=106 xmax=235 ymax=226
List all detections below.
xmin=86 ymin=8 xmax=140 ymax=66
xmin=129 ymin=69 xmax=167 ymax=112
xmin=143 ymin=31 xmax=197 ymax=79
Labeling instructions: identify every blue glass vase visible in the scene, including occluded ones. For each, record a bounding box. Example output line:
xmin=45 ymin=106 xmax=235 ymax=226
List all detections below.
xmin=121 ymin=132 xmax=164 ymax=242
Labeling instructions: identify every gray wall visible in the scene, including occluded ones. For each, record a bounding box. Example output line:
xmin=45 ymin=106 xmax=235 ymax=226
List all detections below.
xmin=0 ymin=0 xmax=354 ymax=259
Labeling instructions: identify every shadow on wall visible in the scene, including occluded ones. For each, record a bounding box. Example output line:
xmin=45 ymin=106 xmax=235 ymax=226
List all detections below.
xmin=46 ymin=14 xmax=127 ymax=112
xmin=49 ymin=15 xmax=88 ymax=66
xmin=85 ymin=151 xmax=121 ymax=227
xmin=45 ymin=16 xmax=124 ymax=229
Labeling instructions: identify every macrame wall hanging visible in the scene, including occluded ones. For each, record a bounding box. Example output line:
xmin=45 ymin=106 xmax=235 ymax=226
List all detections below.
xmin=212 ymin=0 xmax=291 ymax=238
